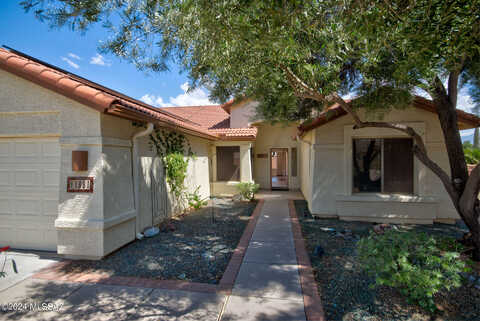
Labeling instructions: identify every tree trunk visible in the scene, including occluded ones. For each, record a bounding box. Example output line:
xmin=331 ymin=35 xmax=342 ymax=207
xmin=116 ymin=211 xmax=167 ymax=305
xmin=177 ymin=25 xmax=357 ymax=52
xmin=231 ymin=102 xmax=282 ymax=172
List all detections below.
xmin=431 ymin=96 xmax=469 ymax=192
xmin=474 ymin=128 xmax=479 ymax=149
xmin=432 ymin=96 xmax=480 ymax=261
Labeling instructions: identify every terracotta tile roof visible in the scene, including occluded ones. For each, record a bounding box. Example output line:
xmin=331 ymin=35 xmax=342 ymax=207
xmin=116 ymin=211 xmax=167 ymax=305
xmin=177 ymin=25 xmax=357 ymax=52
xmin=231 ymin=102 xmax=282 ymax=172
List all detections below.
xmin=163 ymin=105 xmax=230 ymax=129
xmin=299 ymin=96 xmax=480 ymax=134
xmin=209 ymin=127 xmax=258 ymax=140
xmin=0 ymin=47 xmax=218 ymax=140
xmin=164 ymin=104 xmax=258 ymax=140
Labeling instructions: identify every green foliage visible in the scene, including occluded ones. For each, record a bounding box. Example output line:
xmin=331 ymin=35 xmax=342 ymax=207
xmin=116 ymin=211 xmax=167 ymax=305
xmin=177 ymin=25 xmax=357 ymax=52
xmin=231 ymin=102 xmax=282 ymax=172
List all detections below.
xmin=236 ymin=182 xmax=260 ymax=201
xmin=358 ymin=230 xmax=468 ymax=312
xmin=148 ymin=128 xmax=193 ymax=159
xmin=164 ymin=152 xmax=189 ymax=199
xmin=134 ymin=125 xmax=194 ymax=203
xmin=463 ymin=142 xmax=480 ymax=164
xmin=187 ymin=186 xmax=208 ymax=210
xmin=21 ymin=0 xmax=480 ymax=122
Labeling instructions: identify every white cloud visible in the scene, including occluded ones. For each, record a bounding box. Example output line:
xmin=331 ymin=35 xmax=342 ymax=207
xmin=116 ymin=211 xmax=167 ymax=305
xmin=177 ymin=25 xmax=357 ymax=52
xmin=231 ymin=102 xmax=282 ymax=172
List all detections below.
xmin=68 ymin=53 xmax=81 ymax=60
xmin=90 ymin=53 xmax=111 ymax=67
xmin=140 ymin=94 xmax=169 ymax=107
xmin=461 ymin=128 xmax=475 ymax=137
xmin=140 ymin=82 xmax=214 ymax=107
xmin=61 ymin=57 xmax=79 ymax=69
xmin=457 ymin=88 xmax=475 ymax=112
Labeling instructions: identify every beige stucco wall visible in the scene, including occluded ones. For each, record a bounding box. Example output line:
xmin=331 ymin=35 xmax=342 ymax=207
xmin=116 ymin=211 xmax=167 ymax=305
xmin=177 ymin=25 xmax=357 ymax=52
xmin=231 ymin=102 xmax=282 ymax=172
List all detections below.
xmin=1 ymin=69 xmax=213 ymax=258
xmin=252 ymin=123 xmax=300 ymax=190
xmin=135 ymin=130 xmax=211 ymax=220
xmin=299 ymin=131 xmax=315 ymax=209
xmin=210 ymin=140 xmax=253 ymax=196
xmin=310 ymin=107 xmax=457 ymax=223
xmin=230 ymin=101 xmax=258 ymax=128
xmin=0 ymin=69 xmax=110 ymax=258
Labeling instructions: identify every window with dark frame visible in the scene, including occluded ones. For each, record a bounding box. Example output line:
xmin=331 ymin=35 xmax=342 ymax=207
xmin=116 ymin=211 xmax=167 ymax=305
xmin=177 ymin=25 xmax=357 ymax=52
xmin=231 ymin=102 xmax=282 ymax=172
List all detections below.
xmin=352 ymin=138 xmax=413 ymax=194
xmin=216 ymin=146 xmax=240 ymax=181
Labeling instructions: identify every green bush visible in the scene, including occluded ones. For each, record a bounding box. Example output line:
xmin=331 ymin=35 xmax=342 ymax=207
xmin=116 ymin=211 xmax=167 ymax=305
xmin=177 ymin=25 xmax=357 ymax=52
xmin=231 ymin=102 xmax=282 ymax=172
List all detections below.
xmin=358 ymin=230 xmax=467 ymax=312
xmin=463 ymin=142 xmax=480 ymax=164
xmin=164 ymin=152 xmax=189 ymax=198
xmin=187 ymin=186 xmax=208 ymax=210
xmin=236 ymin=182 xmax=260 ymax=201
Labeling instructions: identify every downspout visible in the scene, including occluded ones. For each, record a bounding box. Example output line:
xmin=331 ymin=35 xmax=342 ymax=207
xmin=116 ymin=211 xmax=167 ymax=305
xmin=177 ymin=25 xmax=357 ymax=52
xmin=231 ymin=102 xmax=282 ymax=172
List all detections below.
xmin=132 ymin=123 xmax=154 ymax=235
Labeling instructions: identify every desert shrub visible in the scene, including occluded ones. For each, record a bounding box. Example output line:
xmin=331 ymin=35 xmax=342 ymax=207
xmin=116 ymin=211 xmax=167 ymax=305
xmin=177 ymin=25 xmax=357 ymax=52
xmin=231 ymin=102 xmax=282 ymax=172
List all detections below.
xmin=358 ymin=230 xmax=467 ymax=312
xmin=236 ymin=182 xmax=260 ymax=201
xmin=187 ymin=186 xmax=208 ymax=210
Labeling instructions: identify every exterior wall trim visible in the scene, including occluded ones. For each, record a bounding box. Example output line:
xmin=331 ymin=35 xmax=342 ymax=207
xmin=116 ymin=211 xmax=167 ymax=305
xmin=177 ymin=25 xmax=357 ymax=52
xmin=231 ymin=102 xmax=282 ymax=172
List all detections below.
xmin=55 ymin=209 xmax=136 ymax=231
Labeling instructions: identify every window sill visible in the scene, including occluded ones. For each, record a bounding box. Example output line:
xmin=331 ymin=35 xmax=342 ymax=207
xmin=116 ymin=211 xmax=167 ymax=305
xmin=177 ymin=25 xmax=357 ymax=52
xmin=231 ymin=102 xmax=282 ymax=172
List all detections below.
xmin=336 ymin=193 xmax=437 ymax=203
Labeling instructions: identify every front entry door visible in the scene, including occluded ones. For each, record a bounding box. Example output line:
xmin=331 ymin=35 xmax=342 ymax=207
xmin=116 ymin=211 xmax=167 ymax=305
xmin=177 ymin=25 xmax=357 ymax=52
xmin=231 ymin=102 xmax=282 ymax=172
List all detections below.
xmin=270 ymin=148 xmax=289 ymax=190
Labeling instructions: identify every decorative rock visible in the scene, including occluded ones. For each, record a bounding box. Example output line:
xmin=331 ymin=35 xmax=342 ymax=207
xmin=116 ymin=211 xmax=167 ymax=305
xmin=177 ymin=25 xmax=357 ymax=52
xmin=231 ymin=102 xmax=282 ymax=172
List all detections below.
xmin=144 ymin=227 xmax=160 ymax=238
xmin=232 ymin=193 xmax=243 ymax=202
xmin=202 ymin=252 xmax=215 ymax=261
xmin=211 ymin=245 xmax=227 ymax=252
xmin=313 ymin=245 xmax=325 ymax=257
xmin=320 ymin=227 xmax=336 ymax=232
xmin=373 ymin=223 xmax=392 ymax=235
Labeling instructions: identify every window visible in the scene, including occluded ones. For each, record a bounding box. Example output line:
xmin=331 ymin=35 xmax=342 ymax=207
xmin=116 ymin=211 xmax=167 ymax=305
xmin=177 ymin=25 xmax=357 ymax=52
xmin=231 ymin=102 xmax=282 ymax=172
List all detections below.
xmin=216 ymin=146 xmax=240 ymax=181
xmin=353 ymin=138 xmax=413 ymax=194
xmin=291 ymin=147 xmax=298 ymax=177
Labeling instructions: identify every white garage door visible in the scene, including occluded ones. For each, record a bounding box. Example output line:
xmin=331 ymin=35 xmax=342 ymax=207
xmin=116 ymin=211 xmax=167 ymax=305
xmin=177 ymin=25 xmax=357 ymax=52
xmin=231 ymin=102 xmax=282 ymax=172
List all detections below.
xmin=0 ymin=138 xmax=60 ymax=251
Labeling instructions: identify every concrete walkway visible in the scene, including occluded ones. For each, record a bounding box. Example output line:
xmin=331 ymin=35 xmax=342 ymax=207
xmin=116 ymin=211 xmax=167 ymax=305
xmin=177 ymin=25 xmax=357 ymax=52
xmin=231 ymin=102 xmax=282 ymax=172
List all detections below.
xmin=0 ymin=198 xmax=310 ymax=321
xmin=220 ymin=199 xmax=306 ymax=321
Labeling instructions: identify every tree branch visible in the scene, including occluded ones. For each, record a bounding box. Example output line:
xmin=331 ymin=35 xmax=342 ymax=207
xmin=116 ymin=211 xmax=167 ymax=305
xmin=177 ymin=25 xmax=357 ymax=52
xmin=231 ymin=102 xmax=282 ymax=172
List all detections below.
xmin=447 ymin=57 xmax=466 ymax=108
xmin=330 ymin=93 xmax=459 ymax=202
xmin=281 ymin=66 xmax=326 ymax=102
xmin=459 ymin=164 xmax=480 ymax=226
xmin=279 ymin=66 xmax=457 ymax=202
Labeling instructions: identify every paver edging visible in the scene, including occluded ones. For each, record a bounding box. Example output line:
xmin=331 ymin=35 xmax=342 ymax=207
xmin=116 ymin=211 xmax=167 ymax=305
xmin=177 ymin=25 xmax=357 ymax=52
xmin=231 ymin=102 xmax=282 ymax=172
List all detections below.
xmin=288 ymin=200 xmax=326 ymax=321
xmin=32 ymin=200 xmax=265 ymax=295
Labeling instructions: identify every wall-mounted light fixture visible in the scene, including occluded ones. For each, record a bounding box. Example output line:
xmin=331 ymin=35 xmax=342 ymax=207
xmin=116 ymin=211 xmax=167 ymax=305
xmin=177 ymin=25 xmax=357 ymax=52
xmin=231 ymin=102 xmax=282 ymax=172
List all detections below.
xmin=72 ymin=151 xmax=88 ymax=172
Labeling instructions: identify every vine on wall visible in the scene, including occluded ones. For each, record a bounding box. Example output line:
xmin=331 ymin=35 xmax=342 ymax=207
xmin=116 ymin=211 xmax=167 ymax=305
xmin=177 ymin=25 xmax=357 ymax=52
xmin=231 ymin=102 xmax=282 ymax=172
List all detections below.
xmin=133 ymin=122 xmax=194 ymax=206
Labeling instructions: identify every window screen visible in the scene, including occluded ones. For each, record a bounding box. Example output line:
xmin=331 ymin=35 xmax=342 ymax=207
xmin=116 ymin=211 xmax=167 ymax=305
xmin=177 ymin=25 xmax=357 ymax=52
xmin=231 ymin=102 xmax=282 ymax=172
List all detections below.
xmin=352 ymin=138 xmax=413 ymax=194
xmin=216 ymin=146 xmax=240 ymax=181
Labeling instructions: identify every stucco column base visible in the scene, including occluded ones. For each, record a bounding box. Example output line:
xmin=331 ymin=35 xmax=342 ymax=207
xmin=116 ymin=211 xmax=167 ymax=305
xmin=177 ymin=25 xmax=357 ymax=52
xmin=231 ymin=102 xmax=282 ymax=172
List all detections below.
xmin=55 ymin=216 xmax=136 ymax=260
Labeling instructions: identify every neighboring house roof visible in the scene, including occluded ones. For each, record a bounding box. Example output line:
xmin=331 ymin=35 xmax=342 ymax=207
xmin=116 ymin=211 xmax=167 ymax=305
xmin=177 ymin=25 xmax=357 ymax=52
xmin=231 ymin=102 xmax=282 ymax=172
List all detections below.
xmin=164 ymin=105 xmax=230 ymax=129
xmin=298 ymin=96 xmax=480 ymax=135
xmin=0 ymin=47 xmax=256 ymax=141
xmin=164 ymin=104 xmax=258 ymax=140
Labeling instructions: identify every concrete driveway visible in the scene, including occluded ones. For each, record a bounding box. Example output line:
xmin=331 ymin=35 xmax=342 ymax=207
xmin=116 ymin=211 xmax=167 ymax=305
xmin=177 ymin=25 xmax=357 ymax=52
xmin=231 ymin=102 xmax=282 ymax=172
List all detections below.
xmin=0 ymin=251 xmax=60 ymax=292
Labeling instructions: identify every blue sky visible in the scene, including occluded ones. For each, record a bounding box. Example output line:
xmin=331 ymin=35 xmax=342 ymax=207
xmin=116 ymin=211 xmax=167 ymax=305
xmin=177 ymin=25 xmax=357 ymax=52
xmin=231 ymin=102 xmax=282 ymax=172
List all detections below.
xmin=0 ymin=2 xmax=476 ymax=136
xmin=0 ymin=1 xmax=214 ymax=107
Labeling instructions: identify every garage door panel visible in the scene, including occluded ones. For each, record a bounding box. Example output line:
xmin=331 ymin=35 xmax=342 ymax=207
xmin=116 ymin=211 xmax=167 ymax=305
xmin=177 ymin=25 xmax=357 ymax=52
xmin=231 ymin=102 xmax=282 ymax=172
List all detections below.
xmin=42 ymin=169 xmax=60 ymax=187
xmin=14 ymin=141 xmax=41 ymax=158
xmin=14 ymin=199 xmax=42 ymax=215
xmin=43 ymin=199 xmax=59 ymax=216
xmin=42 ymin=141 xmax=61 ymax=158
xmin=0 ymin=170 xmax=10 ymax=186
xmin=14 ymin=170 xmax=39 ymax=186
xmin=0 ymin=137 xmax=59 ymax=251
xmin=0 ymin=199 xmax=11 ymax=215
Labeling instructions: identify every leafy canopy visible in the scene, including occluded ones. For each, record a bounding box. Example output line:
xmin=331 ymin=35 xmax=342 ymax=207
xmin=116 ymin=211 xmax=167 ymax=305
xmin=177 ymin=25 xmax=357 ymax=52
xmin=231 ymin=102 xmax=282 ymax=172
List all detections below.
xmin=22 ymin=0 xmax=480 ymax=122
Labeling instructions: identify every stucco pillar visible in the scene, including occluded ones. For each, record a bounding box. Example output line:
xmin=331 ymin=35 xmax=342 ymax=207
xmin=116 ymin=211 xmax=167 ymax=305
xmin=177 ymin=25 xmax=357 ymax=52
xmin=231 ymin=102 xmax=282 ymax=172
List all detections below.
xmin=240 ymin=143 xmax=253 ymax=182
xmin=55 ymin=136 xmax=106 ymax=259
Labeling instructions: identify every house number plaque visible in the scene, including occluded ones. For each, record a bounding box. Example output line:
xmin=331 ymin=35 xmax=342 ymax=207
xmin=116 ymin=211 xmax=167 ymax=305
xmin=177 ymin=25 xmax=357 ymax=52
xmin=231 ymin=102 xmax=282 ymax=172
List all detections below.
xmin=67 ymin=177 xmax=94 ymax=193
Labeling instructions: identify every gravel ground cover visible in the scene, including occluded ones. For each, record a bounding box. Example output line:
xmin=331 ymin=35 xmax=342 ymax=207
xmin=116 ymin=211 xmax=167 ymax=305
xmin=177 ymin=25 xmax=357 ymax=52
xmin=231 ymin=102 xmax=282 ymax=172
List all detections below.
xmin=295 ymin=200 xmax=480 ymax=321
xmin=61 ymin=199 xmax=258 ymax=284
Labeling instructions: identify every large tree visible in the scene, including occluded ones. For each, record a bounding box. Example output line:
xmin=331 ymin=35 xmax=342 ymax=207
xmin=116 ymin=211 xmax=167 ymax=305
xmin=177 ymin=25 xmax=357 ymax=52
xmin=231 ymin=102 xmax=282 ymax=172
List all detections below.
xmin=22 ymin=0 xmax=480 ymax=259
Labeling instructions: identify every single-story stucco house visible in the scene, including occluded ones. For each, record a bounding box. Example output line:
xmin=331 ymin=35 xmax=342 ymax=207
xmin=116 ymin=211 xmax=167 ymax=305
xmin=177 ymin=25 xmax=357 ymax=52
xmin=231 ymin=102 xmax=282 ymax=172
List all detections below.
xmin=1 ymin=47 xmax=479 ymax=259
